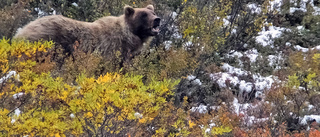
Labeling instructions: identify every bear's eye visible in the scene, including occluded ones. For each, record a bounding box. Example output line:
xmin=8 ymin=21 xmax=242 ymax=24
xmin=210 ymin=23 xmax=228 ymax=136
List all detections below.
xmin=141 ymin=12 xmax=148 ymax=18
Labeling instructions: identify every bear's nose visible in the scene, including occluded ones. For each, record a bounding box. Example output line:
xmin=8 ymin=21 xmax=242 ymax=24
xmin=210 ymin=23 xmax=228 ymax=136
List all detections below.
xmin=154 ymin=18 xmax=161 ymax=25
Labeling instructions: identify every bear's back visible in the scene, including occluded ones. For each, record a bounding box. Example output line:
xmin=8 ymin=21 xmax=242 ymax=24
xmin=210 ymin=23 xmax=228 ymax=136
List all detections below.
xmin=15 ymin=15 xmax=96 ymax=46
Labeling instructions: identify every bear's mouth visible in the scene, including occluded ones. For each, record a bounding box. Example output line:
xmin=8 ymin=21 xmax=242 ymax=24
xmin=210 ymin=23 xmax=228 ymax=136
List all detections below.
xmin=152 ymin=25 xmax=160 ymax=33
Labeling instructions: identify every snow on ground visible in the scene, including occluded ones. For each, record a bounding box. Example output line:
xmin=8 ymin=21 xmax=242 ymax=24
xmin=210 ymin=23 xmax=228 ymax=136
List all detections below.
xmin=221 ymin=63 xmax=248 ymax=76
xmin=13 ymin=92 xmax=24 ymax=99
xmin=244 ymin=116 xmax=269 ymax=126
xmin=0 ymin=71 xmax=19 ymax=84
xmin=210 ymin=73 xmax=239 ymax=88
xmin=228 ymin=51 xmax=244 ymax=58
xmin=294 ymin=45 xmax=320 ymax=52
xmin=211 ymin=63 xmax=276 ymax=93
xmin=270 ymin=0 xmax=282 ymax=12
xmin=301 ymin=115 xmax=320 ymax=125
xmin=229 ymin=49 xmax=285 ymax=69
xmin=247 ymin=3 xmax=261 ymax=14
xmin=256 ymin=25 xmax=285 ymax=47
xmin=290 ymin=0 xmax=308 ymax=13
xmin=233 ymin=97 xmax=270 ymax=126
xmin=248 ymin=0 xmax=282 ymax=13
xmin=70 ymin=113 xmax=76 ymax=118
xmin=308 ymin=104 xmax=315 ymax=111
xmin=253 ymin=74 xmax=274 ymax=91
xmin=15 ymin=27 xmax=22 ymax=35
xmin=187 ymin=75 xmax=203 ymax=86
xmin=171 ymin=12 xmax=178 ymax=19
xmin=289 ymin=0 xmax=320 ymax=14
xmin=245 ymin=49 xmax=259 ymax=63
xmin=227 ymin=48 xmax=259 ymax=64
xmin=164 ymin=40 xmax=173 ymax=50
xmin=51 ymin=8 xmax=56 ymax=15
xmin=233 ymin=98 xmax=251 ymax=115
xmin=191 ymin=104 xmax=208 ymax=113
xmin=34 ymin=8 xmax=45 ymax=18
xmin=268 ymin=54 xmax=285 ymax=69
xmin=11 ymin=108 xmax=21 ymax=123
xmin=134 ymin=112 xmax=143 ymax=119
xmin=72 ymin=2 xmax=78 ymax=7
xmin=191 ymin=97 xmax=269 ymax=127
xmin=191 ymin=0 xmax=320 ymax=129
xmin=15 ymin=108 xmax=21 ymax=116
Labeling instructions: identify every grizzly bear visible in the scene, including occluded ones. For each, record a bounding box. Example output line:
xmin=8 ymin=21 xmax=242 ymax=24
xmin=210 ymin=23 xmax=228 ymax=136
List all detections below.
xmin=14 ymin=5 xmax=160 ymax=63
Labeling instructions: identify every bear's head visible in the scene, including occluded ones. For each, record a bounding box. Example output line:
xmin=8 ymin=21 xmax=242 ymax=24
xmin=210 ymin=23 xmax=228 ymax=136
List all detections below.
xmin=124 ymin=5 xmax=160 ymax=39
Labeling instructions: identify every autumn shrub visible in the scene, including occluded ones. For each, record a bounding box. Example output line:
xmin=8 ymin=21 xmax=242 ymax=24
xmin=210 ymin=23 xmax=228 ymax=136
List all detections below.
xmin=56 ymin=45 xmax=122 ymax=84
xmin=0 ymin=38 xmax=237 ymax=137
xmin=127 ymin=45 xmax=198 ymax=82
xmin=0 ymin=38 xmax=183 ymax=136
xmin=145 ymin=97 xmax=239 ymax=137
xmin=261 ymin=50 xmax=320 ymax=134
xmin=0 ymin=0 xmax=33 ymax=39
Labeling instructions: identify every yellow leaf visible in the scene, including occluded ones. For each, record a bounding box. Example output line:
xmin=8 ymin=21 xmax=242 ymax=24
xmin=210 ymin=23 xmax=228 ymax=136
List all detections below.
xmin=55 ymin=133 xmax=61 ymax=137
xmin=139 ymin=118 xmax=146 ymax=123
xmin=85 ymin=112 xmax=93 ymax=118
xmin=189 ymin=120 xmax=196 ymax=128
xmin=0 ymin=92 xmax=5 ymax=98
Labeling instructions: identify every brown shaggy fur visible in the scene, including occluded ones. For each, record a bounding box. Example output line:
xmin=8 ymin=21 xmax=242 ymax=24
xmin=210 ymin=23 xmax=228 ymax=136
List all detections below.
xmin=14 ymin=5 xmax=160 ymax=62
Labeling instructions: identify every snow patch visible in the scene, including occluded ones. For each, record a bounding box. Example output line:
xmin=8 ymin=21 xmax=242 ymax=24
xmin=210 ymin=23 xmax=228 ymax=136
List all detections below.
xmin=294 ymin=45 xmax=320 ymax=52
xmin=247 ymin=3 xmax=262 ymax=14
xmin=244 ymin=116 xmax=269 ymax=126
xmin=164 ymin=41 xmax=173 ymax=50
xmin=134 ymin=112 xmax=143 ymax=118
xmin=191 ymin=104 xmax=208 ymax=113
xmin=187 ymin=75 xmax=196 ymax=80
xmin=229 ymin=51 xmax=244 ymax=58
xmin=187 ymin=75 xmax=202 ymax=85
xmin=308 ymin=104 xmax=315 ymax=111
xmin=270 ymin=0 xmax=282 ymax=11
xmin=72 ymin=2 xmax=78 ymax=7
xmin=268 ymin=54 xmax=284 ymax=69
xmin=223 ymin=18 xmax=230 ymax=26
xmin=239 ymin=81 xmax=253 ymax=93
xmin=193 ymin=79 xmax=202 ymax=86
xmin=15 ymin=108 xmax=21 ymax=116
xmin=290 ymin=0 xmax=308 ymax=13
xmin=256 ymin=25 xmax=284 ymax=47
xmin=34 ymin=8 xmax=45 ymax=18
xmin=13 ymin=92 xmax=24 ymax=99
xmin=210 ymin=73 xmax=240 ymax=88
xmin=221 ymin=63 xmax=248 ymax=76
xmin=254 ymin=75 xmax=274 ymax=91
xmin=210 ymin=64 xmax=277 ymax=93
xmin=233 ymin=98 xmax=251 ymax=115
xmin=11 ymin=108 xmax=21 ymax=123
xmin=289 ymin=0 xmax=320 ymax=14
xmin=244 ymin=49 xmax=259 ymax=63
xmin=0 ymin=71 xmax=19 ymax=84
xmin=301 ymin=115 xmax=320 ymax=125
xmin=171 ymin=12 xmax=178 ymax=19
xmin=70 ymin=113 xmax=75 ymax=118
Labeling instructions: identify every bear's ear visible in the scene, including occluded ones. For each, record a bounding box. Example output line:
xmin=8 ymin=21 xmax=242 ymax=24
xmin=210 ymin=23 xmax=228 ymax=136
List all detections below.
xmin=124 ymin=5 xmax=135 ymax=17
xmin=146 ymin=5 xmax=154 ymax=11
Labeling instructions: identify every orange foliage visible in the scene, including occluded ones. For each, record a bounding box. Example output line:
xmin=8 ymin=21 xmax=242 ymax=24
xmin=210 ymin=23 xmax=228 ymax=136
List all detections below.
xmin=309 ymin=128 xmax=320 ymax=137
